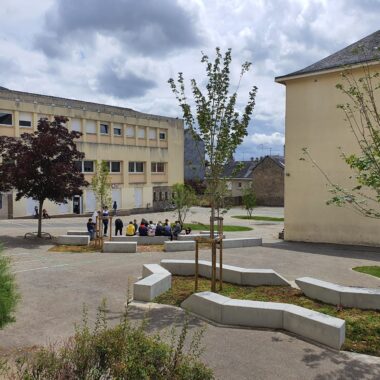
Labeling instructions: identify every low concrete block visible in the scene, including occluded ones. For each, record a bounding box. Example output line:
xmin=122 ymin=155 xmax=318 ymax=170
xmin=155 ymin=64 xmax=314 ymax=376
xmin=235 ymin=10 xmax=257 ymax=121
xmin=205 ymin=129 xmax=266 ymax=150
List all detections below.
xmin=339 ymin=288 xmax=380 ymax=310
xmin=181 ymin=291 xmax=229 ymax=323
xmin=112 ymin=235 xmax=169 ymax=245
xmin=242 ymin=269 xmax=291 ymax=286
xmin=160 ymin=259 xmax=207 ymax=276
xmin=67 ymin=231 xmax=89 ymax=236
xmin=133 ymin=273 xmax=171 ymax=302
xmin=142 ymin=264 xmax=171 ymax=279
xmin=215 ymin=264 xmax=243 ymax=284
xmin=222 ymin=238 xmax=262 ymax=249
xmin=223 ymin=300 xmax=284 ymax=329
xmin=283 ymin=305 xmax=345 ymax=350
xmin=57 ymin=235 xmax=89 ymax=246
xmin=296 ymin=277 xmax=342 ymax=305
xmin=164 ymin=241 xmax=195 ymax=252
xmin=103 ymin=241 xmax=137 ymax=253
xmin=177 ymin=234 xmax=203 ymax=241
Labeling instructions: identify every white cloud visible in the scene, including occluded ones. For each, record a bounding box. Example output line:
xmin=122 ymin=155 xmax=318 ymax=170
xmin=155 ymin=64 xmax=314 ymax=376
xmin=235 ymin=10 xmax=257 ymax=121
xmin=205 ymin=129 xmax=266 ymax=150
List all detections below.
xmin=246 ymin=132 xmax=285 ymax=146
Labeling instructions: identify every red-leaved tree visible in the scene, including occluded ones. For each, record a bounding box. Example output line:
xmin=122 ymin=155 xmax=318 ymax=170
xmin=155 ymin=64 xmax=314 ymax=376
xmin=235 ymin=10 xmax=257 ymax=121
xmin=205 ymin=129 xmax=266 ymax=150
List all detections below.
xmin=0 ymin=116 xmax=88 ymax=237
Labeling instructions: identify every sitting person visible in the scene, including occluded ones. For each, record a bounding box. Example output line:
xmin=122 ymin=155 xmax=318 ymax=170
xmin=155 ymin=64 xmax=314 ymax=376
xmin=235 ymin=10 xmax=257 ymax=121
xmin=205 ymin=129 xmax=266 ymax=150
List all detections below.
xmin=185 ymin=227 xmax=192 ymax=235
xmin=126 ymin=221 xmax=135 ymax=236
xmin=87 ymin=218 xmax=96 ymax=241
xmin=155 ymin=221 xmax=163 ymax=236
xmin=42 ymin=209 xmax=51 ymax=219
xmin=163 ymin=222 xmax=172 ymax=238
xmin=138 ymin=222 xmax=148 ymax=236
xmin=115 ymin=218 xmax=123 ymax=236
xmin=172 ymin=221 xmax=182 ymax=240
xmin=133 ymin=219 xmax=138 ymax=235
xmin=148 ymin=220 xmax=156 ymax=236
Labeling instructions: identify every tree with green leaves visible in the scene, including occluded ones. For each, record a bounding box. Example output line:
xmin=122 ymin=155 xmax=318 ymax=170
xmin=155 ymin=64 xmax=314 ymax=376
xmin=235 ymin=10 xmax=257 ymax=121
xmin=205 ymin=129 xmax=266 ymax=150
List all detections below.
xmin=242 ymin=187 xmax=256 ymax=218
xmin=302 ymin=61 xmax=380 ymax=218
xmin=91 ymin=160 xmax=112 ymax=209
xmin=169 ymin=48 xmax=257 ymax=234
xmin=171 ymin=183 xmax=197 ymax=226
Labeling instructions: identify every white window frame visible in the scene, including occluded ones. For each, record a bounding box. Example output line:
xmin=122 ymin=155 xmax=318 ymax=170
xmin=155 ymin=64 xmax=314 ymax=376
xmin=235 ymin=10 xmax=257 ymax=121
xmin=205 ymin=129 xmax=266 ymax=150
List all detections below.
xmin=138 ymin=127 xmax=145 ymax=139
xmin=71 ymin=118 xmax=81 ymax=132
xmin=126 ymin=126 xmax=135 ymax=137
xmin=159 ymin=131 xmax=166 ymax=140
xmin=100 ymin=123 xmax=109 ymax=135
xmin=113 ymin=123 xmax=122 ymax=136
xmin=85 ymin=120 xmax=96 ymax=134
xmin=0 ymin=111 xmax=13 ymax=126
xmin=83 ymin=160 xmax=95 ymax=173
xmin=149 ymin=128 xmax=157 ymax=140
xmin=19 ymin=112 xmax=32 ymax=128
xmin=129 ymin=161 xmax=144 ymax=173
xmin=109 ymin=161 xmax=121 ymax=173
xmin=151 ymin=162 xmax=165 ymax=173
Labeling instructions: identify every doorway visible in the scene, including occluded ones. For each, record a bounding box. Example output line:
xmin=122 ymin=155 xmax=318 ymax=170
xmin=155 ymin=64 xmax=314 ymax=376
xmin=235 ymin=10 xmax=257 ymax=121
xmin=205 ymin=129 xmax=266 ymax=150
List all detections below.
xmin=73 ymin=195 xmax=82 ymax=214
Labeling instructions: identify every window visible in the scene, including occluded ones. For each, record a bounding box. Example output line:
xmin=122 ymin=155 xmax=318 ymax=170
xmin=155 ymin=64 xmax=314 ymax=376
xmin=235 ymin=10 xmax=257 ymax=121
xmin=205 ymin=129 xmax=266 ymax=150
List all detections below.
xmin=153 ymin=192 xmax=157 ymax=201
xmin=159 ymin=131 xmax=166 ymax=140
xmin=100 ymin=123 xmax=109 ymax=134
xmin=74 ymin=161 xmax=82 ymax=172
xmin=110 ymin=161 xmax=121 ymax=173
xmin=0 ymin=111 xmax=12 ymax=126
xmin=86 ymin=120 xmax=96 ymax=134
xmin=113 ymin=123 xmax=122 ymax=136
xmin=126 ymin=126 xmax=135 ymax=137
xmin=83 ymin=161 xmax=94 ymax=173
xmin=19 ymin=112 xmax=32 ymax=127
xmin=238 ymin=182 xmax=242 ymax=188
xmin=149 ymin=129 xmax=157 ymax=139
xmin=129 ymin=161 xmax=144 ymax=173
xmin=138 ymin=127 xmax=145 ymax=138
xmin=71 ymin=118 xmax=81 ymax=132
xmin=151 ymin=162 xmax=165 ymax=173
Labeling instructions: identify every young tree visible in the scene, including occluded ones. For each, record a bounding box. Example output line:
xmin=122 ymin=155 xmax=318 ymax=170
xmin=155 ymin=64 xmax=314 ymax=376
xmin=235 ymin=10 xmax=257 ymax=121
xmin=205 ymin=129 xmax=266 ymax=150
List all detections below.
xmin=0 ymin=116 xmax=88 ymax=237
xmin=242 ymin=187 xmax=256 ymax=218
xmin=91 ymin=160 xmax=112 ymax=209
xmin=169 ymin=48 xmax=257 ymax=234
xmin=302 ymin=62 xmax=380 ymax=218
xmin=171 ymin=183 xmax=197 ymax=226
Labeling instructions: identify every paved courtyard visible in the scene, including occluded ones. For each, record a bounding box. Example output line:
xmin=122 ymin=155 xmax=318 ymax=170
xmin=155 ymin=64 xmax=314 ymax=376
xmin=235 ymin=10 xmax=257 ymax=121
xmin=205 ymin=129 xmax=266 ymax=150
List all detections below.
xmin=0 ymin=207 xmax=380 ymax=379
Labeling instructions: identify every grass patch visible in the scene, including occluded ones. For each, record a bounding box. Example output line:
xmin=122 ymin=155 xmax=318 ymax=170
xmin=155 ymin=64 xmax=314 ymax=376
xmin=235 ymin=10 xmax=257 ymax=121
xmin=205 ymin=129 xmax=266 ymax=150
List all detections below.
xmin=353 ymin=266 xmax=380 ymax=279
xmin=155 ymin=276 xmax=380 ymax=356
xmin=232 ymin=215 xmax=284 ymax=222
xmin=185 ymin=223 xmax=252 ymax=232
xmin=49 ymin=245 xmax=100 ymax=253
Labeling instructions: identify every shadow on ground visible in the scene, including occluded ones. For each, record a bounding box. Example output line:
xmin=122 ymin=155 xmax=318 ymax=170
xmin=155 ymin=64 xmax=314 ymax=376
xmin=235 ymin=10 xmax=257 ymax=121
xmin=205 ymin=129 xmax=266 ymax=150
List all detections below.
xmin=0 ymin=235 xmax=54 ymax=250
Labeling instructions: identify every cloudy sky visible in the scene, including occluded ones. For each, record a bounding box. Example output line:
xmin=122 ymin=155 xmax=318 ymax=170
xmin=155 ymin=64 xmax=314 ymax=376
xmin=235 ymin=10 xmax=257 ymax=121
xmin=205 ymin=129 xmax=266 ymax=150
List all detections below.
xmin=1 ymin=0 xmax=379 ymax=159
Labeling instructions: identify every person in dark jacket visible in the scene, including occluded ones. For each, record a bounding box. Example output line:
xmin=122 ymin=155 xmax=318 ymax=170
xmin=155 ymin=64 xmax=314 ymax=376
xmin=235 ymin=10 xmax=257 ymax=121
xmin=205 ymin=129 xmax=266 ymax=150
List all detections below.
xmin=138 ymin=223 xmax=148 ymax=236
xmin=115 ymin=218 xmax=123 ymax=236
xmin=155 ymin=221 xmax=163 ymax=236
xmin=172 ymin=221 xmax=182 ymax=240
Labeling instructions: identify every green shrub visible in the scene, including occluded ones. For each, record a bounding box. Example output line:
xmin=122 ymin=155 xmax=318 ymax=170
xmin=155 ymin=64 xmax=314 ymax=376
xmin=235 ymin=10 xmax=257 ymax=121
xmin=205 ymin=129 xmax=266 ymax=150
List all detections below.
xmin=10 ymin=304 xmax=214 ymax=379
xmin=0 ymin=245 xmax=19 ymax=329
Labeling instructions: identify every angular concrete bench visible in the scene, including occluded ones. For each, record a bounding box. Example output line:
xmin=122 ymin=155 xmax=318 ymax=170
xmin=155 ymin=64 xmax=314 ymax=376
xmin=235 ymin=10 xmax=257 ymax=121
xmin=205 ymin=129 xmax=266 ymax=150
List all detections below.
xmin=112 ymin=235 xmax=169 ymax=245
xmin=177 ymin=234 xmax=226 ymax=241
xmin=296 ymin=277 xmax=380 ymax=310
xmin=56 ymin=235 xmax=89 ymax=246
xmin=102 ymin=241 xmax=137 ymax=253
xmin=133 ymin=264 xmax=171 ymax=302
xmin=67 ymin=231 xmax=90 ymax=236
xmin=222 ymin=237 xmax=262 ymax=248
xmin=164 ymin=241 xmax=195 ymax=252
xmin=182 ymin=292 xmax=345 ymax=349
xmin=160 ymin=259 xmax=290 ymax=286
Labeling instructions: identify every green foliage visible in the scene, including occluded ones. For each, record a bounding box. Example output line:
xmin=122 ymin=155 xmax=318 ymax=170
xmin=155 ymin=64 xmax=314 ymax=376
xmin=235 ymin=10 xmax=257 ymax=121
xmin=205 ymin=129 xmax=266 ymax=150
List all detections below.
xmin=172 ymin=183 xmax=197 ymax=225
xmin=169 ymin=48 xmax=257 ymax=229
xmin=242 ymin=188 xmax=256 ymax=217
xmin=9 ymin=303 xmax=213 ymax=379
xmin=0 ymin=245 xmax=20 ymax=329
xmin=91 ymin=160 xmax=112 ymax=209
xmin=353 ymin=266 xmax=380 ymax=279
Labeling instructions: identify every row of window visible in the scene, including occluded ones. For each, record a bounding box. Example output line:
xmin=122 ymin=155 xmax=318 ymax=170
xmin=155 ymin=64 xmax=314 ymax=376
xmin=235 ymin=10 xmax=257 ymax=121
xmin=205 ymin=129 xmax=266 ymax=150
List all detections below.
xmin=0 ymin=111 xmax=167 ymax=140
xmin=75 ymin=161 xmax=166 ymax=174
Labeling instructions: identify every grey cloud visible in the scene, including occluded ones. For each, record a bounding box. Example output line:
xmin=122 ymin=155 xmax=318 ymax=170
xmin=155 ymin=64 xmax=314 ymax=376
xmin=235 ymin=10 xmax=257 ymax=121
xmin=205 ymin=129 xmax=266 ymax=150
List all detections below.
xmin=96 ymin=67 xmax=156 ymax=99
xmin=35 ymin=0 xmax=201 ymax=57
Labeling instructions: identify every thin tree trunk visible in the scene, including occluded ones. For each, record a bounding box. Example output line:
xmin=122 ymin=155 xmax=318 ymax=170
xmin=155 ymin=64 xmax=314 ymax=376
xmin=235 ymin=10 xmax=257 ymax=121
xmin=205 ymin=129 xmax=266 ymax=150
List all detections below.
xmin=37 ymin=200 xmax=44 ymax=238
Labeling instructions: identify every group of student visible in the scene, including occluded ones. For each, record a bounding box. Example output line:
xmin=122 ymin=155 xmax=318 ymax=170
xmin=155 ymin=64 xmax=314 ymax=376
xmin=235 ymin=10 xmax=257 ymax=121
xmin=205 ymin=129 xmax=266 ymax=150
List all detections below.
xmin=86 ymin=206 xmax=192 ymax=241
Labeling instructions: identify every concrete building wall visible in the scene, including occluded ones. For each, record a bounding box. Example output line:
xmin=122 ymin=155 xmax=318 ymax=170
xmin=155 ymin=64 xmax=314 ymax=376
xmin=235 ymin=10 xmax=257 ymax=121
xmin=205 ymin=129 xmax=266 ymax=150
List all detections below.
xmin=0 ymin=89 xmax=184 ymax=218
xmin=280 ymin=64 xmax=380 ymax=246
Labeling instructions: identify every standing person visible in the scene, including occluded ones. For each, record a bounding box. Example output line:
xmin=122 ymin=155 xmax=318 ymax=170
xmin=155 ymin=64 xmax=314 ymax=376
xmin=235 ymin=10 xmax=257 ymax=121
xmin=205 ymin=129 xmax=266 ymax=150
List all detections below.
xmin=115 ymin=218 xmax=123 ymax=236
xmin=126 ymin=221 xmax=135 ymax=236
xmin=133 ymin=219 xmax=138 ymax=235
xmin=173 ymin=221 xmax=182 ymax=240
xmin=87 ymin=218 xmax=96 ymax=241
xmin=34 ymin=205 xmax=39 ymax=219
xmin=102 ymin=206 xmax=110 ymax=236
xmin=113 ymin=201 xmax=117 ymax=216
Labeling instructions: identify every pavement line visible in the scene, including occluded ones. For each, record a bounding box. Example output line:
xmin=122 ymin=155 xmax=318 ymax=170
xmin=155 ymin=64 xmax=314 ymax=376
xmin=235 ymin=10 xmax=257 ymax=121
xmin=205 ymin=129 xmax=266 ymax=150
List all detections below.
xmin=13 ymin=263 xmax=70 ymax=273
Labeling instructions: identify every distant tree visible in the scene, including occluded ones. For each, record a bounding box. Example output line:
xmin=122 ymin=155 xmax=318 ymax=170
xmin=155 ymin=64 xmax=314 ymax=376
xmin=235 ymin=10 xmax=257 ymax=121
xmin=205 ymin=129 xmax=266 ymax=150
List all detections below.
xmin=242 ymin=187 xmax=256 ymax=218
xmin=91 ymin=160 xmax=112 ymax=209
xmin=0 ymin=117 xmax=88 ymax=237
xmin=171 ymin=183 xmax=197 ymax=226
xmin=169 ymin=47 xmax=257 ymax=234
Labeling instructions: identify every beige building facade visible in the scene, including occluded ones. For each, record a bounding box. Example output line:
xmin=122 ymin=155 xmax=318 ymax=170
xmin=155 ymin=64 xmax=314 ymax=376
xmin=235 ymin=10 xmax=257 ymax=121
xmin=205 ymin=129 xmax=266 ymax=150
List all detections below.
xmin=276 ymin=30 xmax=380 ymax=246
xmin=0 ymin=87 xmax=184 ymax=218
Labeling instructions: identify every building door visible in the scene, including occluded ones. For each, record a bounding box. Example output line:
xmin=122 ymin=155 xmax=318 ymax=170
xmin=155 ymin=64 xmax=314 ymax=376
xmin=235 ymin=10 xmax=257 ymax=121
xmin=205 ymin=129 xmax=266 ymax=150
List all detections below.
xmin=112 ymin=189 xmax=121 ymax=210
xmin=134 ymin=188 xmax=143 ymax=208
xmin=73 ymin=195 xmax=82 ymax=214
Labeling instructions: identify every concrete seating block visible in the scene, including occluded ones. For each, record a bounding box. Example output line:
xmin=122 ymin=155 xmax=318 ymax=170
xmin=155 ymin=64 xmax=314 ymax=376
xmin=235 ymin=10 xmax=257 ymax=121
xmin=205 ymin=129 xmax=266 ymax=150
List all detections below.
xmin=242 ymin=269 xmax=291 ymax=286
xmin=164 ymin=241 xmax=195 ymax=252
xmin=339 ymin=288 xmax=380 ymax=310
xmin=215 ymin=263 xmax=243 ymax=284
xmin=222 ymin=300 xmax=284 ymax=329
xmin=103 ymin=241 xmax=137 ymax=253
xmin=181 ymin=291 xmax=229 ymax=323
xmin=222 ymin=238 xmax=262 ymax=249
xmin=133 ymin=273 xmax=171 ymax=302
xmin=57 ymin=235 xmax=89 ymax=246
xmin=160 ymin=259 xmax=204 ymax=276
xmin=177 ymin=234 xmax=203 ymax=241
xmin=67 ymin=231 xmax=89 ymax=236
xmin=296 ymin=277 xmax=342 ymax=305
xmin=283 ymin=305 xmax=345 ymax=350
xmin=112 ymin=235 xmax=169 ymax=245
xmin=142 ymin=264 xmax=171 ymax=279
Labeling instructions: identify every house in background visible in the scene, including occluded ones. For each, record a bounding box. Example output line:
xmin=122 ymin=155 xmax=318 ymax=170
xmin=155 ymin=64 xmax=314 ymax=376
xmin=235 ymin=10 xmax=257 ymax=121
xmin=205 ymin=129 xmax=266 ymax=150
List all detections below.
xmin=275 ymin=30 xmax=380 ymax=246
xmin=184 ymin=129 xmax=205 ymax=182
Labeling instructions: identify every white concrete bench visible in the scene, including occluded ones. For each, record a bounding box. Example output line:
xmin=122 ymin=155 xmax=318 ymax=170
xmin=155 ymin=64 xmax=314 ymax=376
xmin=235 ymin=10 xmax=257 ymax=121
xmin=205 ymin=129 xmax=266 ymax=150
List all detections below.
xmin=177 ymin=234 xmax=226 ymax=241
xmin=112 ymin=235 xmax=169 ymax=245
xmin=133 ymin=264 xmax=171 ymax=302
xmin=160 ymin=259 xmax=290 ymax=286
xmin=182 ymin=292 xmax=345 ymax=349
xmin=67 ymin=231 xmax=89 ymax=236
xmin=102 ymin=241 xmax=137 ymax=253
xmin=164 ymin=241 xmax=195 ymax=252
xmin=296 ymin=277 xmax=380 ymax=310
xmin=222 ymin=237 xmax=262 ymax=248
xmin=56 ymin=235 xmax=89 ymax=246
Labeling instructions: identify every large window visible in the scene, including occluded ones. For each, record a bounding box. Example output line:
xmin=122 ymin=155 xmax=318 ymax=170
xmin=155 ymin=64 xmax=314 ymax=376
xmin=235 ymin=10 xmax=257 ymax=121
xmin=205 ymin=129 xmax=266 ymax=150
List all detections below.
xmin=83 ymin=161 xmax=94 ymax=173
xmin=71 ymin=118 xmax=81 ymax=132
xmin=159 ymin=131 xmax=166 ymax=140
xmin=113 ymin=123 xmax=122 ymax=136
xmin=0 ymin=111 xmax=12 ymax=126
xmin=138 ymin=127 xmax=145 ymax=139
xmin=151 ymin=162 xmax=165 ymax=173
xmin=129 ymin=161 xmax=144 ymax=173
xmin=126 ymin=126 xmax=135 ymax=137
xmin=85 ymin=120 xmax=96 ymax=134
xmin=19 ymin=112 xmax=32 ymax=127
xmin=110 ymin=161 xmax=121 ymax=173
xmin=149 ymin=129 xmax=157 ymax=139
xmin=100 ymin=123 xmax=109 ymax=134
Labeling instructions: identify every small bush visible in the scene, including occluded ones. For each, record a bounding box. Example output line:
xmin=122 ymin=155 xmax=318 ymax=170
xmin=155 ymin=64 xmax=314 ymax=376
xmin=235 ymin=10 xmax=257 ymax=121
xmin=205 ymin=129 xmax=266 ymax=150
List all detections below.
xmin=0 ymin=245 xmax=20 ymax=329
xmin=9 ymin=303 xmax=213 ymax=380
